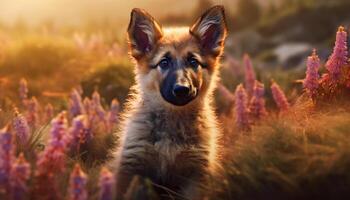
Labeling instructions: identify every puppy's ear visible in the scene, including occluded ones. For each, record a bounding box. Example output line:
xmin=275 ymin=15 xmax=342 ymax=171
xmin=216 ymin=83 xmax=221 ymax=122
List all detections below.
xmin=190 ymin=6 xmax=227 ymax=56
xmin=128 ymin=8 xmax=163 ymax=59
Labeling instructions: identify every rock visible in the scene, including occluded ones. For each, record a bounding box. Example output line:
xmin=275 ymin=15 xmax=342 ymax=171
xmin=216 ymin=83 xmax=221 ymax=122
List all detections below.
xmin=227 ymin=30 xmax=265 ymax=56
xmin=273 ymin=43 xmax=312 ymax=69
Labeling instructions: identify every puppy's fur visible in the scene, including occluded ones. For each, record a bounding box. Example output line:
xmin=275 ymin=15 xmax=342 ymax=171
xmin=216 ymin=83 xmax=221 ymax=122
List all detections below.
xmin=115 ymin=6 xmax=227 ymax=199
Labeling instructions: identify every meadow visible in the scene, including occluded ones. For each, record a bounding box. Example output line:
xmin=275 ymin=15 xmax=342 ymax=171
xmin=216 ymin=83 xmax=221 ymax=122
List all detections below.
xmin=1 ymin=5 xmax=350 ymax=200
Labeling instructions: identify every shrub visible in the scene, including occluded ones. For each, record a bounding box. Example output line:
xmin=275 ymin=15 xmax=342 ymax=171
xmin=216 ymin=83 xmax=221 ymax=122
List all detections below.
xmin=81 ymin=59 xmax=134 ymax=105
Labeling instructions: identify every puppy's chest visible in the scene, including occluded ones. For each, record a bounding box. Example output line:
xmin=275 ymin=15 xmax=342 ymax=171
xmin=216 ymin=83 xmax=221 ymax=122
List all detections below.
xmin=129 ymin=110 xmax=210 ymax=178
xmin=149 ymin=111 xmax=200 ymax=145
xmin=148 ymin=111 xmax=207 ymax=164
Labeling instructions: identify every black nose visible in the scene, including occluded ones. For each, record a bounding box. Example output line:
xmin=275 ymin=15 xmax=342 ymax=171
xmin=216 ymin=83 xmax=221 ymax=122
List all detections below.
xmin=172 ymin=84 xmax=190 ymax=97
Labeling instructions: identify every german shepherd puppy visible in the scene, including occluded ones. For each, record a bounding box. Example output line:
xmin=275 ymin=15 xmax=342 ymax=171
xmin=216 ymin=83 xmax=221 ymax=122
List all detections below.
xmin=115 ymin=5 xmax=227 ymax=199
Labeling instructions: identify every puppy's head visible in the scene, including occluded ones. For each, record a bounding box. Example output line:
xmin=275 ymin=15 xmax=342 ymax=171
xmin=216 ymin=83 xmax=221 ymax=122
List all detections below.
xmin=128 ymin=6 xmax=227 ymax=107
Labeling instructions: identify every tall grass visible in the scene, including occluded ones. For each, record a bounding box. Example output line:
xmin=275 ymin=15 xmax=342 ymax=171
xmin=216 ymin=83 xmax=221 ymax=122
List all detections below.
xmin=210 ymin=105 xmax=350 ymax=200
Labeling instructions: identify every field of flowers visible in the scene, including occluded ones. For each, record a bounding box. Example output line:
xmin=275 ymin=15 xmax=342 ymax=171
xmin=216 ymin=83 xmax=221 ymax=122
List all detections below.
xmin=0 ymin=23 xmax=350 ymax=200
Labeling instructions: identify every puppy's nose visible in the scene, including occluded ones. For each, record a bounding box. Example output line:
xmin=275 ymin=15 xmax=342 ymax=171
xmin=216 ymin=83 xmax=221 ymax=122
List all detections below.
xmin=172 ymin=84 xmax=190 ymax=97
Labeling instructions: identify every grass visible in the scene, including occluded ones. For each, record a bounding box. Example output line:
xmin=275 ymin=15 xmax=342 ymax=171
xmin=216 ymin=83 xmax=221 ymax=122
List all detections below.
xmin=209 ymin=103 xmax=350 ymax=200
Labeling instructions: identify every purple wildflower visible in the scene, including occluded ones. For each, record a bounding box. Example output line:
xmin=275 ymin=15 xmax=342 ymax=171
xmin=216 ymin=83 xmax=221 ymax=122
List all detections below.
xmin=107 ymin=99 xmax=120 ymax=132
xmin=0 ymin=126 xmax=14 ymax=192
xmin=303 ymin=49 xmax=320 ymax=97
xmin=271 ymin=82 xmax=290 ymax=112
xmin=19 ymin=78 xmax=28 ymax=103
xmin=69 ymin=164 xmax=88 ymax=200
xmin=10 ymin=153 xmax=30 ymax=200
xmin=44 ymin=103 xmax=54 ymax=123
xmin=68 ymin=115 xmax=89 ymax=152
xmin=92 ymin=91 xmax=106 ymax=122
xmin=69 ymin=89 xmax=85 ymax=118
xmin=36 ymin=112 xmax=68 ymax=176
xmin=82 ymin=97 xmax=95 ymax=134
xmin=234 ymin=84 xmax=250 ymax=130
xmin=34 ymin=112 xmax=68 ymax=200
xmin=99 ymin=167 xmax=115 ymax=200
xmin=326 ymin=26 xmax=348 ymax=81
xmin=83 ymin=97 xmax=92 ymax=116
xmin=249 ymin=81 xmax=267 ymax=119
xmin=26 ymin=97 xmax=40 ymax=129
xmin=12 ymin=109 xmax=30 ymax=146
xmin=49 ymin=111 xmax=68 ymax=143
xmin=90 ymin=91 xmax=108 ymax=132
xmin=243 ymin=54 xmax=256 ymax=97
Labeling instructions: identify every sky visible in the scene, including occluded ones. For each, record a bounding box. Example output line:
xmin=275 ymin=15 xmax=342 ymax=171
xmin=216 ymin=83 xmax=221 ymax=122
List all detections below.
xmin=0 ymin=0 xmax=232 ymax=26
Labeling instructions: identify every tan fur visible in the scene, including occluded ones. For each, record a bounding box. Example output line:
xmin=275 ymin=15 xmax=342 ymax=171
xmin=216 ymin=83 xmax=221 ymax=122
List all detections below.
xmin=114 ymin=6 xmax=227 ymax=199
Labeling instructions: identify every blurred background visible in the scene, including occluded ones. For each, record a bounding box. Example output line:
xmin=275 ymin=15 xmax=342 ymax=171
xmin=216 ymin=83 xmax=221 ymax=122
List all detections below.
xmin=0 ymin=0 xmax=349 ymax=112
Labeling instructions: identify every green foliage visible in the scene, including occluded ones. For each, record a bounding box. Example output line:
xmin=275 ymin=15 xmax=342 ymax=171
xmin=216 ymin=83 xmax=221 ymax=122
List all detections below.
xmin=81 ymin=59 xmax=134 ymax=105
xmin=0 ymin=35 xmax=82 ymax=102
xmin=0 ymin=36 xmax=77 ymax=77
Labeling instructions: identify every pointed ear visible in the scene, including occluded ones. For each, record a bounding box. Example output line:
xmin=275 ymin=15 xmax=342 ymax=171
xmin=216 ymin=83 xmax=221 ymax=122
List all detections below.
xmin=127 ymin=8 xmax=163 ymax=59
xmin=190 ymin=6 xmax=227 ymax=56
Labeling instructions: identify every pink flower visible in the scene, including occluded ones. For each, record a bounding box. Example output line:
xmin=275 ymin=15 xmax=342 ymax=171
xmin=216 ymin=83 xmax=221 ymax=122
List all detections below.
xmin=69 ymin=164 xmax=88 ymax=200
xmin=49 ymin=112 xmax=68 ymax=143
xmin=34 ymin=112 xmax=68 ymax=200
xmin=26 ymin=97 xmax=40 ymax=129
xmin=326 ymin=26 xmax=348 ymax=81
xmin=243 ymin=54 xmax=256 ymax=97
xmin=83 ymin=97 xmax=92 ymax=116
xmin=234 ymin=84 xmax=250 ymax=130
xmin=271 ymin=82 xmax=290 ymax=112
xmin=0 ymin=126 xmax=14 ymax=192
xmin=35 ymin=144 xmax=65 ymax=176
xmin=99 ymin=167 xmax=115 ymax=200
xmin=19 ymin=78 xmax=28 ymax=102
xmin=249 ymin=81 xmax=267 ymax=119
xmin=90 ymin=91 xmax=108 ymax=132
xmin=303 ymin=49 xmax=320 ymax=97
xmin=83 ymin=97 xmax=95 ymax=132
xmin=10 ymin=153 xmax=30 ymax=200
xmin=107 ymin=99 xmax=120 ymax=132
xmin=69 ymin=115 xmax=89 ymax=152
xmin=44 ymin=103 xmax=54 ymax=123
xmin=92 ymin=91 xmax=106 ymax=122
xmin=12 ymin=109 xmax=30 ymax=146
xmin=69 ymin=89 xmax=86 ymax=118
xmin=36 ymin=112 xmax=68 ymax=176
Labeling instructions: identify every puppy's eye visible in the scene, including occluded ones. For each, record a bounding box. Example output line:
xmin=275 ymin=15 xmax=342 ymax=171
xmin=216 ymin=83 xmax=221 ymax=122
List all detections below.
xmin=159 ymin=58 xmax=170 ymax=69
xmin=188 ymin=57 xmax=199 ymax=69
